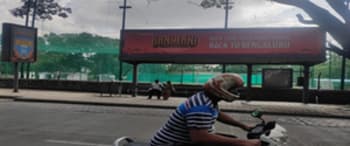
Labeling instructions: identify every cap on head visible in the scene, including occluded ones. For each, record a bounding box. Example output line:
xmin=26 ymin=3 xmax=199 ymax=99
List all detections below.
xmin=203 ymin=73 xmax=244 ymax=102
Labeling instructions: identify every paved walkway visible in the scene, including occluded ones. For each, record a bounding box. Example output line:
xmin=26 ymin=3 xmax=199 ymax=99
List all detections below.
xmin=1 ymin=88 xmax=350 ymax=119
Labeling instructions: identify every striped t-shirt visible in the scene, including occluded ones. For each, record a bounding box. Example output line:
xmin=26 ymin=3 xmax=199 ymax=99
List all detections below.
xmin=150 ymin=91 xmax=219 ymax=146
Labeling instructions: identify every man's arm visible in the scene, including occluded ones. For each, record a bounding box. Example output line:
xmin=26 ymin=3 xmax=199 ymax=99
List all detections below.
xmin=189 ymin=129 xmax=260 ymax=146
xmin=217 ymin=111 xmax=252 ymax=131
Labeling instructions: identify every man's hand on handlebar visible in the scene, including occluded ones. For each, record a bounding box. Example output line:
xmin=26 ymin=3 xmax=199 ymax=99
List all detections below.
xmin=245 ymin=139 xmax=261 ymax=146
xmin=242 ymin=124 xmax=255 ymax=132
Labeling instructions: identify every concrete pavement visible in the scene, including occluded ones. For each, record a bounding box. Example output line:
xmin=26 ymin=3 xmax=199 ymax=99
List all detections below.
xmin=1 ymin=88 xmax=350 ymax=119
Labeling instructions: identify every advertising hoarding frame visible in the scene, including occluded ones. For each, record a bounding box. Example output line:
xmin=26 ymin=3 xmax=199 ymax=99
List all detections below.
xmin=120 ymin=27 xmax=326 ymax=65
xmin=262 ymin=68 xmax=293 ymax=89
xmin=1 ymin=23 xmax=38 ymax=63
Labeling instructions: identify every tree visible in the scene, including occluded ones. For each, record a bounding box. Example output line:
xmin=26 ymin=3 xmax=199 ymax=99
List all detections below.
xmin=199 ymin=0 xmax=229 ymax=8
xmin=199 ymin=0 xmax=350 ymax=58
xmin=10 ymin=0 xmax=72 ymax=20
xmin=270 ymin=0 xmax=350 ymax=58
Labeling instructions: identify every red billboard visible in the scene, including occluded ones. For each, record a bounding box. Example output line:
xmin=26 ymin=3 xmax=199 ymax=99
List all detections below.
xmin=121 ymin=28 xmax=325 ymax=64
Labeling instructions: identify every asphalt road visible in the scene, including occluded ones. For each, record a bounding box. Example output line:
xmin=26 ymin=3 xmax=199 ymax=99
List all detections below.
xmin=0 ymin=99 xmax=349 ymax=146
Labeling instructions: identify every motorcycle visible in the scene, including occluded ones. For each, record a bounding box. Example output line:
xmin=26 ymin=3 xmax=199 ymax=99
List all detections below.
xmin=113 ymin=110 xmax=288 ymax=146
xmin=247 ymin=110 xmax=288 ymax=146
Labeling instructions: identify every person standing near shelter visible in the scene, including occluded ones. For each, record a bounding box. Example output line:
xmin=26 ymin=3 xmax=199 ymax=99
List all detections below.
xmin=148 ymin=79 xmax=163 ymax=100
xmin=150 ymin=73 xmax=260 ymax=146
xmin=162 ymin=81 xmax=176 ymax=100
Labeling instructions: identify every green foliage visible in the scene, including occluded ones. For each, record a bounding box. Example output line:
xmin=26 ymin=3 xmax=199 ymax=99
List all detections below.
xmin=40 ymin=33 xmax=119 ymax=54
xmin=313 ymin=52 xmax=350 ymax=79
xmin=10 ymin=0 xmax=72 ymax=20
xmin=30 ymin=32 xmax=121 ymax=80
xmin=0 ymin=62 xmax=13 ymax=76
xmin=88 ymin=53 xmax=119 ymax=80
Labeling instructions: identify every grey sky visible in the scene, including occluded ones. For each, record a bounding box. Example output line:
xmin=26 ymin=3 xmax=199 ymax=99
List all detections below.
xmin=0 ymin=0 xmax=344 ymax=39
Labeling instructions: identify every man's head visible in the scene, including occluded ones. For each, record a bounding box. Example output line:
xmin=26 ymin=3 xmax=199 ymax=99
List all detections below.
xmin=203 ymin=73 xmax=244 ymax=102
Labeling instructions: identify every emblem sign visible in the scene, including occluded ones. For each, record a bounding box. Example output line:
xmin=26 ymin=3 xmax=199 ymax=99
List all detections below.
xmin=1 ymin=23 xmax=37 ymax=62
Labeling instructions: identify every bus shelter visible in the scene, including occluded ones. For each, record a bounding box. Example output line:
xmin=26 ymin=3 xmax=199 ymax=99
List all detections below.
xmin=120 ymin=28 xmax=326 ymax=102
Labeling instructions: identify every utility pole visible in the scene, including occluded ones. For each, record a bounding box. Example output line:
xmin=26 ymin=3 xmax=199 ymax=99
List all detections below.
xmin=224 ymin=0 xmax=233 ymax=29
xmin=20 ymin=0 xmax=38 ymax=81
xmin=340 ymin=1 xmax=349 ymax=90
xmin=221 ymin=0 xmax=233 ymax=73
xmin=26 ymin=0 xmax=38 ymax=80
xmin=14 ymin=0 xmax=33 ymax=92
xmin=14 ymin=0 xmax=39 ymax=92
xmin=20 ymin=0 xmax=33 ymax=78
xmin=119 ymin=0 xmax=132 ymax=81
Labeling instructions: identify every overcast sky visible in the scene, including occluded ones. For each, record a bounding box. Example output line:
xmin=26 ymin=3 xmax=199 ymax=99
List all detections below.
xmin=0 ymin=0 xmax=344 ymax=39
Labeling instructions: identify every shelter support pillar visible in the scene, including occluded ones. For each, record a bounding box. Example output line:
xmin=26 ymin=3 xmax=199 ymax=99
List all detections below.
xmin=247 ymin=64 xmax=252 ymax=88
xmin=245 ymin=64 xmax=252 ymax=101
xmin=302 ymin=65 xmax=310 ymax=104
xmin=222 ymin=64 xmax=226 ymax=73
xmin=340 ymin=56 xmax=346 ymax=90
xmin=132 ymin=63 xmax=138 ymax=97
xmin=13 ymin=63 xmax=19 ymax=92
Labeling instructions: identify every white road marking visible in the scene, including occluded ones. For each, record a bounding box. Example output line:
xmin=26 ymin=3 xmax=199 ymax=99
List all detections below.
xmin=45 ymin=139 xmax=110 ymax=146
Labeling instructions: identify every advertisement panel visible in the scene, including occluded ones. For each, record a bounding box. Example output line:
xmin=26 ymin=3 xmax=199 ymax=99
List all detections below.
xmin=121 ymin=28 xmax=325 ymax=64
xmin=262 ymin=68 xmax=293 ymax=89
xmin=1 ymin=23 xmax=37 ymax=62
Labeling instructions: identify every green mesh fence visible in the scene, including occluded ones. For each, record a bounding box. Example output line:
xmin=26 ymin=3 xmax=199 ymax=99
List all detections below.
xmin=126 ymin=72 xmax=262 ymax=85
xmin=38 ymin=33 xmax=119 ymax=54
xmin=1 ymin=33 xmax=350 ymax=90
